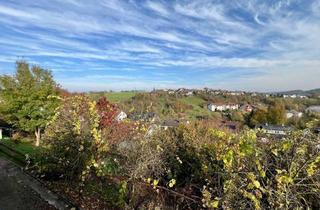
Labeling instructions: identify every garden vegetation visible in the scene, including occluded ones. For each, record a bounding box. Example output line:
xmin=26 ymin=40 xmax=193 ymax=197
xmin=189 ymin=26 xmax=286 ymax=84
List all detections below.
xmin=0 ymin=62 xmax=319 ymax=209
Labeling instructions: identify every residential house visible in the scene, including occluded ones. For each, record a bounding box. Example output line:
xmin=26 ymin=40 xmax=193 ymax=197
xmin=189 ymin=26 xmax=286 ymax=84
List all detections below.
xmin=0 ymin=118 xmax=11 ymax=139
xmin=115 ymin=111 xmax=127 ymax=122
xmin=286 ymin=110 xmax=303 ymax=119
xmin=290 ymin=94 xmax=297 ymax=98
xmin=186 ymin=91 xmax=194 ymax=96
xmin=239 ymin=104 xmax=254 ymax=113
xmin=298 ymin=95 xmax=308 ymax=99
xmin=231 ymin=91 xmax=245 ymax=96
xmin=306 ymin=106 xmax=320 ymax=113
xmin=208 ymin=103 xmax=239 ymax=112
xmin=256 ymin=124 xmax=292 ymax=136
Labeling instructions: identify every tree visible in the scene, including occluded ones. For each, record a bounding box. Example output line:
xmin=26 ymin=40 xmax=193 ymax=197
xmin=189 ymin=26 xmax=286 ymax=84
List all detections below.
xmin=0 ymin=61 xmax=59 ymax=146
xmin=230 ymin=110 xmax=244 ymax=122
xmin=267 ymin=102 xmax=286 ymax=125
xmin=249 ymin=109 xmax=268 ymax=126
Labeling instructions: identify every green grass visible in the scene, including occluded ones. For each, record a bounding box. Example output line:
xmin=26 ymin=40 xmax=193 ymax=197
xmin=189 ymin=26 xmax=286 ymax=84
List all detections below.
xmin=0 ymin=138 xmax=41 ymax=165
xmin=88 ymin=91 xmax=138 ymax=103
xmin=178 ymin=96 xmax=206 ymax=107
xmin=178 ymin=96 xmax=212 ymax=119
xmin=104 ymin=91 xmax=137 ymax=103
xmin=0 ymin=138 xmax=39 ymax=155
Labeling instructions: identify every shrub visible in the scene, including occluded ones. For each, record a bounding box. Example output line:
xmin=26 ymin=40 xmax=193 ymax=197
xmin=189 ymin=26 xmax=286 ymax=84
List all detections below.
xmin=38 ymin=95 xmax=109 ymax=180
xmin=34 ymin=97 xmax=320 ymax=209
xmin=120 ymin=123 xmax=320 ymax=209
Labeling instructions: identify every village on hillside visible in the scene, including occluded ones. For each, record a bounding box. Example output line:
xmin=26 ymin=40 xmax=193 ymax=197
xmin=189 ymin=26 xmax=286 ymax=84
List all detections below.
xmin=1 ymin=0 xmax=320 ymax=209
xmin=1 ymin=73 xmax=320 ymax=209
xmin=3 ymin=86 xmax=320 ymax=148
xmin=82 ymin=87 xmax=320 ymax=139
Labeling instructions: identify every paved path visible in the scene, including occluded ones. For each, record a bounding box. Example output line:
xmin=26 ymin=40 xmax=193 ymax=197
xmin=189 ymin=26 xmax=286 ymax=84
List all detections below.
xmin=0 ymin=158 xmax=72 ymax=210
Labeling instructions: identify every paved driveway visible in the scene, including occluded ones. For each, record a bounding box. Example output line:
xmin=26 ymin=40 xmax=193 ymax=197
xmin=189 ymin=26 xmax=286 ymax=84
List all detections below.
xmin=0 ymin=158 xmax=56 ymax=210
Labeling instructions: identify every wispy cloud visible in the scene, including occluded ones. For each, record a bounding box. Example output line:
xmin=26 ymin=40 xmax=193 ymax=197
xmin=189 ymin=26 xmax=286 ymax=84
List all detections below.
xmin=0 ymin=0 xmax=319 ymax=91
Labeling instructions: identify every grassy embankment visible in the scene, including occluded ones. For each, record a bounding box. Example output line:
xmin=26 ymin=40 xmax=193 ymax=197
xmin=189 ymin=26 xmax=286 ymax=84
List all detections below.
xmin=178 ymin=96 xmax=220 ymax=119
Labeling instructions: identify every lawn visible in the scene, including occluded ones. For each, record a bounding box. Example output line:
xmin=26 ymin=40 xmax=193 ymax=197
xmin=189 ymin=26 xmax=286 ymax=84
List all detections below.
xmin=0 ymin=138 xmax=39 ymax=155
xmin=0 ymin=138 xmax=40 ymax=165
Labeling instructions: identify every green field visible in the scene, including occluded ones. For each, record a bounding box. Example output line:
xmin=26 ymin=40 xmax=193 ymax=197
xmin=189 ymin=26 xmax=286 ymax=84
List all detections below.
xmin=87 ymin=92 xmax=219 ymax=120
xmin=88 ymin=91 xmax=138 ymax=103
xmin=104 ymin=91 xmax=137 ymax=103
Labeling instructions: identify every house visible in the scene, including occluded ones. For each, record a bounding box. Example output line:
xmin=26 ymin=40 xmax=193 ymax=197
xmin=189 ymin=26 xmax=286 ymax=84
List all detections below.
xmin=290 ymin=94 xmax=297 ymax=98
xmin=306 ymin=106 xmax=320 ymax=113
xmin=298 ymin=95 xmax=308 ymax=99
xmin=208 ymin=103 xmax=239 ymax=112
xmin=186 ymin=91 xmax=193 ymax=96
xmin=0 ymin=118 xmax=11 ymax=139
xmin=286 ymin=110 xmax=303 ymax=119
xmin=239 ymin=104 xmax=253 ymax=113
xmin=208 ymin=104 xmax=218 ymax=111
xmin=115 ymin=111 xmax=127 ymax=121
xmin=229 ymin=91 xmax=244 ymax=96
xmin=256 ymin=124 xmax=292 ymax=136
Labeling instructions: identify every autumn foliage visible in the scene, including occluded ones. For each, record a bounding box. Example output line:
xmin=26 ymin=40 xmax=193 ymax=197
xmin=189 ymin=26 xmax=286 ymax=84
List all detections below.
xmin=35 ymin=95 xmax=320 ymax=210
xmin=96 ymin=97 xmax=118 ymax=127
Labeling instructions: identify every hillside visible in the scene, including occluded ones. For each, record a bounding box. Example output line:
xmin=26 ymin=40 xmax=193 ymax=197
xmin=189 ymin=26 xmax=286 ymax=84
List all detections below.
xmin=275 ymin=88 xmax=320 ymax=96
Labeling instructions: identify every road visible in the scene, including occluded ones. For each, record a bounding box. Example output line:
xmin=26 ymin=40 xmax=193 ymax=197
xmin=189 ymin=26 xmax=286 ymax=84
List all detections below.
xmin=0 ymin=158 xmax=56 ymax=210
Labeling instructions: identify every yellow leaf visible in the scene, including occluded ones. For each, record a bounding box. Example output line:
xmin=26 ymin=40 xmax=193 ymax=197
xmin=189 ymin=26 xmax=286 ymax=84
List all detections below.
xmin=153 ymin=179 xmax=159 ymax=189
xmin=168 ymin=179 xmax=176 ymax=188
xmin=247 ymin=183 xmax=254 ymax=189
xmin=272 ymin=149 xmax=278 ymax=156
xmin=253 ymin=180 xmax=261 ymax=188
xmin=210 ymin=200 xmax=219 ymax=208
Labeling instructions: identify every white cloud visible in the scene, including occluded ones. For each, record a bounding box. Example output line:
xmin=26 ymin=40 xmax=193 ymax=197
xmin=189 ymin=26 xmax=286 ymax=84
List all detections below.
xmin=0 ymin=5 xmax=37 ymax=19
xmin=0 ymin=0 xmax=319 ymax=91
xmin=145 ymin=1 xmax=169 ymax=16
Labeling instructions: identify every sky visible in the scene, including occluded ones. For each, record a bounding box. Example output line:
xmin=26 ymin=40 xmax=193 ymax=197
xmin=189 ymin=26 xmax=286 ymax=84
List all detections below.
xmin=0 ymin=0 xmax=319 ymax=92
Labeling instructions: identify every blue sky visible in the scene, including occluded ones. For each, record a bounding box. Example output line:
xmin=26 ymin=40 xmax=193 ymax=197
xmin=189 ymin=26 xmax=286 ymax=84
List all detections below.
xmin=0 ymin=0 xmax=319 ymax=92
